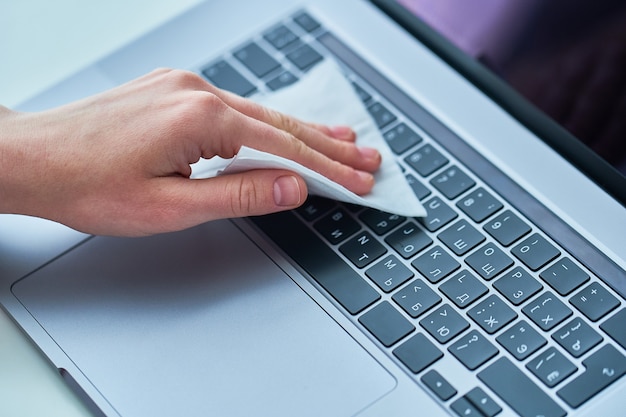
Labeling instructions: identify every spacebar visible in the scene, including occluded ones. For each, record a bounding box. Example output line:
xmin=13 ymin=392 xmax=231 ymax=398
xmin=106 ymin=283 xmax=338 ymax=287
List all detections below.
xmin=251 ymin=211 xmax=380 ymax=315
xmin=478 ymin=358 xmax=566 ymax=417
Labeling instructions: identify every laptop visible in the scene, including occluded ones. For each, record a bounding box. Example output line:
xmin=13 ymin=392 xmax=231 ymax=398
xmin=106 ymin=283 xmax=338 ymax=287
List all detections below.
xmin=1 ymin=0 xmax=625 ymax=416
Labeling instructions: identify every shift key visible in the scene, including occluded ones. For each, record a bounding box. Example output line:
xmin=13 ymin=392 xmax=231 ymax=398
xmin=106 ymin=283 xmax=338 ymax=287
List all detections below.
xmin=478 ymin=357 xmax=566 ymax=417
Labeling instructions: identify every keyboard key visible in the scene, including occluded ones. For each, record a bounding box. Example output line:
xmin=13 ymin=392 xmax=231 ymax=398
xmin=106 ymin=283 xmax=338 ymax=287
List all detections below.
xmin=496 ymin=320 xmax=546 ymax=360
xmin=286 ymin=44 xmax=323 ymax=70
xmin=393 ymin=333 xmax=443 ymax=374
xmin=405 ymin=173 xmax=431 ymax=200
xmin=448 ymin=330 xmax=498 ymax=370
xmin=385 ymin=221 xmax=432 ymax=259
xmin=351 ymin=81 xmax=372 ymax=103
xmin=293 ymin=11 xmax=321 ymax=32
xmin=557 ymin=344 xmax=626 ymax=408
xmin=252 ymin=212 xmax=380 ymax=315
xmin=202 ymin=60 xmax=256 ymax=96
xmin=527 ymin=346 xmax=577 ymax=388
xmin=412 ymin=245 xmax=460 ymax=284
xmin=456 ymin=187 xmax=502 ymax=223
xmin=234 ymin=42 xmax=280 ymax=77
xmin=405 ymin=144 xmax=449 ymax=177
xmin=570 ymin=281 xmax=621 ymax=322
xmin=468 ymin=294 xmax=517 ymax=334
xmin=420 ymin=304 xmax=470 ymax=343
xmin=440 ymin=270 xmax=488 ymax=308
xmin=430 ymin=165 xmax=475 ymax=199
xmin=359 ymin=301 xmax=415 ymax=347
xmin=478 ymin=357 xmax=566 ymax=417
xmin=511 ymin=233 xmax=560 ymax=271
xmin=392 ymin=278 xmax=441 ymax=318
xmin=366 ymin=255 xmax=413 ymax=293
xmin=540 ymin=257 xmax=589 ymax=296
xmin=296 ymin=196 xmax=335 ymax=221
xmin=339 ymin=231 xmax=386 ymax=268
xmin=314 ymin=208 xmax=360 ymax=244
xmin=421 ymin=369 xmax=457 ymax=401
xmin=600 ymin=308 xmax=626 ymax=349
xmin=552 ymin=317 xmax=603 ymax=358
xmin=450 ymin=397 xmax=482 ymax=417
xmin=384 ymin=122 xmax=423 ymax=154
xmin=359 ymin=209 xmax=405 ymax=235
xmin=465 ymin=242 xmax=514 ymax=281
xmin=465 ymin=387 xmax=502 ymax=417
xmin=493 ymin=266 xmax=543 ymax=305
xmin=266 ymin=71 xmax=298 ymax=90
xmin=263 ymin=24 xmax=299 ymax=50
xmin=483 ymin=210 xmax=531 ymax=246
xmin=419 ymin=196 xmax=458 ymax=232
xmin=438 ymin=219 xmax=485 ymax=256
xmin=523 ymin=291 xmax=572 ymax=331
xmin=366 ymin=102 xmax=397 ymax=129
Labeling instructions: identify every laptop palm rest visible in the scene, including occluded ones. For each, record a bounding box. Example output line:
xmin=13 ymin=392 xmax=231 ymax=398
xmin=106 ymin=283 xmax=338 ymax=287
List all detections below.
xmin=12 ymin=219 xmax=395 ymax=416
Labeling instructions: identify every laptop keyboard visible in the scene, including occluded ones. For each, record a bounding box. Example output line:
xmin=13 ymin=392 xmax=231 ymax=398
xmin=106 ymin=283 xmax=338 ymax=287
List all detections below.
xmin=197 ymin=10 xmax=626 ymax=417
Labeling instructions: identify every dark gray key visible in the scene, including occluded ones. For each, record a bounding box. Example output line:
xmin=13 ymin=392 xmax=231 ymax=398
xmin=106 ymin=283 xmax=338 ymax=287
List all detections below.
xmin=570 ymin=281 xmax=620 ymax=321
xmin=366 ymin=102 xmax=397 ymax=129
xmin=412 ymin=245 xmax=460 ymax=284
xmin=440 ymin=270 xmax=488 ymax=308
xmin=540 ymin=257 xmax=589 ymax=296
xmin=600 ymin=308 xmax=626 ymax=349
xmin=483 ymin=210 xmax=531 ymax=246
xmin=384 ymin=122 xmax=422 ymax=154
xmin=438 ymin=219 xmax=485 ymax=256
xmin=468 ymin=294 xmax=517 ymax=334
xmin=392 ymin=278 xmax=441 ymax=318
xmin=314 ymin=208 xmax=360 ymax=244
xmin=496 ymin=320 xmax=546 ymax=360
xmin=493 ymin=266 xmax=543 ymax=305
xmin=359 ymin=209 xmax=405 ymax=236
xmin=296 ymin=196 xmax=335 ymax=221
xmin=527 ymin=346 xmax=577 ymax=387
xmin=339 ymin=231 xmax=386 ymax=268
xmin=465 ymin=242 xmax=514 ymax=281
xmin=465 ymin=387 xmax=502 ymax=417
xmin=286 ymin=44 xmax=323 ymax=70
xmin=359 ymin=301 xmax=415 ymax=347
xmin=450 ymin=397 xmax=482 ymax=417
xmin=448 ymin=330 xmax=498 ymax=370
xmin=405 ymin=144 xmax=449 ymax=177
xmin=421 ymin=369 xmax=457 ymax=401
xmin=512 ymin=233 xmax=560 ymax=271
xmin=263 ymin=24 xmax=299 ymax=50
xmin=523 ymin=291 xmax=572 ymax=331
xmin=293 ymin=11 xmax=321 ymax=32
xmin=430 ymin=165 xmax=475 ymax=200
xmin=405 ymin=173 xmax=431 ymax=200
xmin=552 ymin=317 xmax=603 ymax=358
xmin=393 ymin=333 xmax=443 ymax=374
xmin=420 ymin=304 xmax=470 ymax=343
xmin=557 ymin=344 xmax=626 ymax=408
xmin=202 ymin=60 xmax=256 ymax=96
xmin=366 ymin=255 xmax=414 ymax=293
xmin=234 ymin=42 xmax=280 ymax=77
xmin=266 ymin=71 xmax=298 ymax=90
xmin=478 ymin=357 xmax=566 ymax=417
xmin=252 ymin=212 xmax=380 ymax=315
xmin=351 ymin=81 xmax=372 ymax=103
xmin=456 ymin=187 xmax=502 ymax=223
xmin=420 ymin=196 xmax=458 ymax=232
xmin=385 ymin=221 xmax=432 ymax=259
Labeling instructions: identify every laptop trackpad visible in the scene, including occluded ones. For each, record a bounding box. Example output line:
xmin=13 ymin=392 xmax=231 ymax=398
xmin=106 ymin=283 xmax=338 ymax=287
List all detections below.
xmin=12 ymin=219 xmax=395 ymax=417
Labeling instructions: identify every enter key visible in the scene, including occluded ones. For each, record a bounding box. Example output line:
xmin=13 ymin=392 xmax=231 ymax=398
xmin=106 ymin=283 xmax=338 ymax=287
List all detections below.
xmin=557 ymin=344 xmax=626 ymax=408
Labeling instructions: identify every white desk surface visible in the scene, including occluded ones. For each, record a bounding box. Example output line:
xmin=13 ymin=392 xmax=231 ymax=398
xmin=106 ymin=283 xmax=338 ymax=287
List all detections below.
xmin=0 ymin=1 xmax=201 ymax=415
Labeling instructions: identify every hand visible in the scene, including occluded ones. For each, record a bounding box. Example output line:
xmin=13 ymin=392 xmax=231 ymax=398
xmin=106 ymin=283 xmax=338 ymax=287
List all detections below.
xmin=0 ymin=68 xmax=381 ymax=236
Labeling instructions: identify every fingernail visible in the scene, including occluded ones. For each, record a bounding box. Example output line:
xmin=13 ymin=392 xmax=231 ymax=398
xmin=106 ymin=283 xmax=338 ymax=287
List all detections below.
xmin=273 ymin=176 xmax=302 ymax=207
xmin=329 ymin=125 xmax=354 ymax=139
xmin=359 ymin=147 xmax=380 ymax=161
